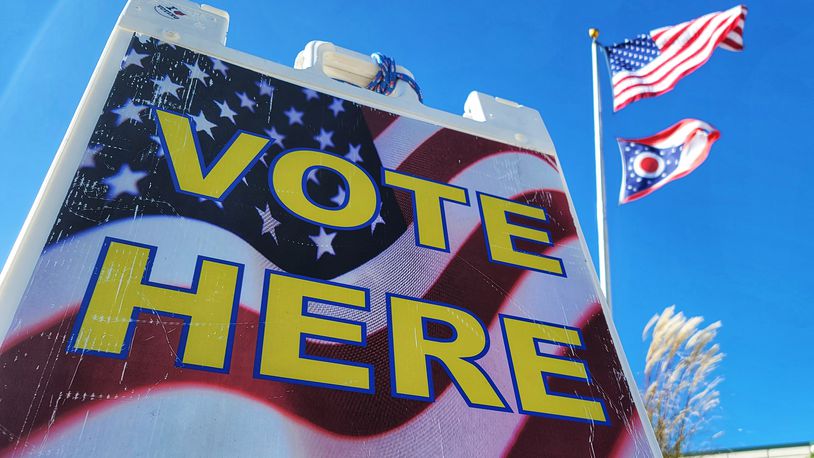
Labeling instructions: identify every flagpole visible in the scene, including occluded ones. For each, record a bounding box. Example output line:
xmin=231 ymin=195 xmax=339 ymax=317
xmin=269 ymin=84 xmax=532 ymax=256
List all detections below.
xmin=589 ymin=28 xmax=612 ymax=310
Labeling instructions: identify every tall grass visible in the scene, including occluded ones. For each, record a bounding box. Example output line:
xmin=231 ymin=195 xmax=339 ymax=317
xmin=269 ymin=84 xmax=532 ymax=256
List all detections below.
xmin=642 ymin=305 xmax=724 ymax=457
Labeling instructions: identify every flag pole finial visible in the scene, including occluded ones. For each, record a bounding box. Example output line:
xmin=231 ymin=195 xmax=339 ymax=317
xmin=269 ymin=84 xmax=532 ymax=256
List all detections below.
xmin=589 ymin=28 xmax=600 ymax=40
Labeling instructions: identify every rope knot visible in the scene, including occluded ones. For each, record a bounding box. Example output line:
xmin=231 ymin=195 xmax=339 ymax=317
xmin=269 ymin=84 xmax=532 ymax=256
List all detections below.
xmin=366 ymin=52 xmax=423 ymax=103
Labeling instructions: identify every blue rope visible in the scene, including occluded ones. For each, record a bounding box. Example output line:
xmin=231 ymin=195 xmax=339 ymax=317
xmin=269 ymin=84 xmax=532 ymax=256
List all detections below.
xmin=366 ymin=52 xmax=423 ymax=103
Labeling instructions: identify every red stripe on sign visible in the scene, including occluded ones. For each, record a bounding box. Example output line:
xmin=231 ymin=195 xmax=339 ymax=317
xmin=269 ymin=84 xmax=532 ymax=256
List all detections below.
xmin=396 ymin=128 xmax=557 ymax=183
xmin=361 ymin=107 xmax=400 ymax=139
xmin=388 ymin=130 xmax=558 ymax=225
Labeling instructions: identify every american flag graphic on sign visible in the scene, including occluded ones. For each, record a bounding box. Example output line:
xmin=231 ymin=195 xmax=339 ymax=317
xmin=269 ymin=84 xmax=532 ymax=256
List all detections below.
xmin=0 ymin=34 xmax=656 ymax=457
xmin=604 ymin=4 xmax=747 ymax=111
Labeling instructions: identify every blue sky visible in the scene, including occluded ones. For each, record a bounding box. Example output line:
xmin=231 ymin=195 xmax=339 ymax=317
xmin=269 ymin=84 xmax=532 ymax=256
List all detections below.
xmin=0 ymin=0 xmax=811 ymax=451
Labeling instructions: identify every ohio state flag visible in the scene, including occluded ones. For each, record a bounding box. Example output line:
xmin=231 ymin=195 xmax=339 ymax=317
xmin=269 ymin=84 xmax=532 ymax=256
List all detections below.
xmin=618 ymin=119 xmax=720 ymax=204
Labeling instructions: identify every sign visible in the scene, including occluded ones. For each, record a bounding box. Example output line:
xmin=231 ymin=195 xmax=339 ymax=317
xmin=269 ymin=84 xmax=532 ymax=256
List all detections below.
xmin=0 ymin=2 xmax=659 ymax=456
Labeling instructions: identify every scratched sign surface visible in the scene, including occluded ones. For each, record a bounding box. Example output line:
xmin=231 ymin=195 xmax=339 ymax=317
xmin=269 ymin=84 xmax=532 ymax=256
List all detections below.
xmin=0 ymin=34 xmax=654 ymax=456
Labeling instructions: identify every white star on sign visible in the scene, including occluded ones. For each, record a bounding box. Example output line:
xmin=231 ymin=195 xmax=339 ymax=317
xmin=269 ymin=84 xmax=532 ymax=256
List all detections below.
xmin=284 ymin=107 xmax=304 ymax=126
xmin=112 ymin=98 xmax=148 ymax=126
xmin=306 ymin=168 xmax=320 ymax=185
xmin=152 ymin=75 xmax=183 ymax=100
xmin=150 ymin=135 xmax=164 ymax=157
xmin=103 ymin=164 xmax=147 ymax=199
xmin=256 ymin=204 xmax=281 ymax=243
xmin=330 ymin=185 xmax=347 ymax=207
xmin=191 ymin=110 xmax=217 ymax=139
xmin=345 ymin=143 xmax=362 ymax=163
xmin=309 ymin=227 xmax=336 ymax=259
xmin=328 ymin=98 xmax=345 ymax=117
xmin=214 ymin=100 xmax=238 ymax=124
xmin=370 ymin=213 xmax=385 ymax=234
xmin=136 ymin=34 xmax=152 ymax=45
xmin=236 ymin=91 xmax=256 ymax=112
xmin=184 ymin=60 xmax=210 ymax=86
xmin=210 ymin=57 xmax=229 ymax=77
xmin=264 ymin=126 xmax=285 ymax=148
xmin=313 ymin=128 xmax=334 ymax=150
xmin=121 ymin=49 xmax=148 ymax=69
xmin=198 ymin=197 xmax=224 ymax=209
xmin=81 ymin=144 xmax=103 ymax=168
xmin=302 ymin=88 xmax=319 ymax=101
xmin=256 ymin=79 xmax=275 ymax=96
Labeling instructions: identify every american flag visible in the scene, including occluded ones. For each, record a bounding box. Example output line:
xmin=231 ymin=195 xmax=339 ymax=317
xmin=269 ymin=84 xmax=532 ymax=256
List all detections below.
xmin=604 ymin=5 xmax=747 ymax=111
xmin=0 ymin=34 xmax=655 ymax=456
xmin=618 ymin=119 xmax=720 ymax=204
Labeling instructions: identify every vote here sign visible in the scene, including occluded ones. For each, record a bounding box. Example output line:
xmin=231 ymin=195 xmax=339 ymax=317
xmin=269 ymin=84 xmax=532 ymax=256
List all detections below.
xmin=0 ymin=26 xmax=657 ymax=458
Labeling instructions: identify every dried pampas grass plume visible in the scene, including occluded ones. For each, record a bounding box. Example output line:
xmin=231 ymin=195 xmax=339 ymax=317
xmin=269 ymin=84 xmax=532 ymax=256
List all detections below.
xmin=642 ymin=305 xmax=724 ymax=458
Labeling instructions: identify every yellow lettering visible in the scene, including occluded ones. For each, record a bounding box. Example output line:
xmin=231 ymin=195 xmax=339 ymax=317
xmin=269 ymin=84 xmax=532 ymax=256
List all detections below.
xmin=68 ymin=238 xmax=243 ymax=372
xmin=478 ymin=192 xmax=564 ymax=276
xmin=270 ymin=150 xmax=379 ymax=229
xmin=256 ymin=272 xmax=372 ymax=392
xmin=383 ymin=169 xmax=469 ymax=251
xmin=155 ymin=109 xmax=270 ymax=200
xmin=500 ymin=315 xmax=607 ymax=423
xmin=388 ymin=294 xmax=509 ymax=410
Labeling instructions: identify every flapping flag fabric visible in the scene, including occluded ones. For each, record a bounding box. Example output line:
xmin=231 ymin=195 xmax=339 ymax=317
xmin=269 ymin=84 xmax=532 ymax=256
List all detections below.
xmin=605 ymin=5 xmax=747 ymax=111
xmin=618 ymin=119 xmax=720 ymax=204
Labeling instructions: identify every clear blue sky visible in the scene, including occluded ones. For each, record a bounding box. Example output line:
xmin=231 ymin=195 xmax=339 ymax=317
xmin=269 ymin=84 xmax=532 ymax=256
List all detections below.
xmin=1 ymin=0 xmax=811 ymax=451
